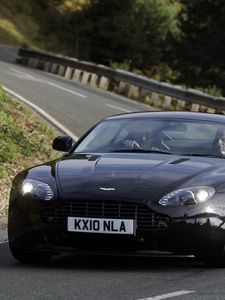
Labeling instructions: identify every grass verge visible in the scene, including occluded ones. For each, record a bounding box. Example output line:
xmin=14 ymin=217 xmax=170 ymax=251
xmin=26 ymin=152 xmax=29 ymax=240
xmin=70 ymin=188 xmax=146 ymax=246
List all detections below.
xmin=0 ymin=86 xmax=60 ymax=229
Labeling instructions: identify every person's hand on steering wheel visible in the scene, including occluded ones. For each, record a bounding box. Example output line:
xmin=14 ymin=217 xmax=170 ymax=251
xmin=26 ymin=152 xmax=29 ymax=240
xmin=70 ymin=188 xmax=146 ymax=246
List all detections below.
xmin=123 ymin=139 xmax=141 ymax=149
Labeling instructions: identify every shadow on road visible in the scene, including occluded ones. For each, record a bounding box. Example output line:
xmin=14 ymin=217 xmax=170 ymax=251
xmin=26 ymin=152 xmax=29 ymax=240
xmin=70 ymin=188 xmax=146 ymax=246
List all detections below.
xmin=1 ymin=243 xmax=205 ymax=272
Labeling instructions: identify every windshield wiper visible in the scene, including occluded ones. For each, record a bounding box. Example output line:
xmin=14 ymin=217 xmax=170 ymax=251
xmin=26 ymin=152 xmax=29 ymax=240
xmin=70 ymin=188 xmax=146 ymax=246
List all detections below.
xmin=179 ymin=153 xmax=224 ymax=158
xmin=110 ymin=149 xmax=173 ymax=155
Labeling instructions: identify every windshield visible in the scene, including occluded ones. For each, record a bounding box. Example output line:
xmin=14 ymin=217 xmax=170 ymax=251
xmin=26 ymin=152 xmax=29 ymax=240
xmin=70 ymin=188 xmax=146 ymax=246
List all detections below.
xmin=73 ymin=118 xmax=225 ymax=157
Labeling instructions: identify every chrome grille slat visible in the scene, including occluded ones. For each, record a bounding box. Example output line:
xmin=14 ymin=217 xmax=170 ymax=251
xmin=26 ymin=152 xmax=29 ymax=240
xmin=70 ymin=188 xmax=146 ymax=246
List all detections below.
xmin=41 ymin=201 xmax=170 ymax=230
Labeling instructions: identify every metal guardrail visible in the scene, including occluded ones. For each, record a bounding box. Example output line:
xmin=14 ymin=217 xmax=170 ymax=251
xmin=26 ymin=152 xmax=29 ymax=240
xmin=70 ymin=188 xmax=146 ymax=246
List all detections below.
xmin=17 ymin=48 xmax=225 ymax=113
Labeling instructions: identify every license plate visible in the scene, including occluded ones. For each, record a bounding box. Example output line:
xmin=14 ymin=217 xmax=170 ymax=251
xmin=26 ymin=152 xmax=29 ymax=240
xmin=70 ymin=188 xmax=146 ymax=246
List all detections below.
xmin=67 ymin=217 xmax=135 ymax=235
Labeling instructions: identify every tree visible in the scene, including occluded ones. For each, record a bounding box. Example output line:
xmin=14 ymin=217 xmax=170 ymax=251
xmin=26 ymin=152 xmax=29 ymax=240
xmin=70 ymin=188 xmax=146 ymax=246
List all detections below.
xmin=72 ymin=0 xmax=180 ymax=71
xmin=174 ymin=0 xmax=225 ymax=93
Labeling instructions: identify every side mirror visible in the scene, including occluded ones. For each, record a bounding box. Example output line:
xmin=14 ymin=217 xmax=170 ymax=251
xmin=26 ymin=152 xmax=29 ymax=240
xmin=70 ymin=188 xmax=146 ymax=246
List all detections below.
xmin=52 ymin=135 xmax=74 ymax=152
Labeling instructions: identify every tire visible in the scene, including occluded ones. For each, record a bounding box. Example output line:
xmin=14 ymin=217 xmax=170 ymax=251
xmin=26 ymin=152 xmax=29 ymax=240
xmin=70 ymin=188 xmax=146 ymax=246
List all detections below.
xmin=10 ymin=246 xmax=52 ymax=264
xmin=204 ymin=256 xmax=225 ymax=268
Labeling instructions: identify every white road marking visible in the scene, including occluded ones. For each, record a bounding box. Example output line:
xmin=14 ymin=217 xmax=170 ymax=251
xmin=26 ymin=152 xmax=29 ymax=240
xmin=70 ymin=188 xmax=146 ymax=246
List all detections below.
xmin=2 ymin=85 xmax=79 ymax=141
xmin=9 ymin=68 xmax=35 ymax=79
xmin=0 ymin=241 xmax=7 ymax=245
xmin=106 ymin=103 xmax=131 ymax=113
xmin=6 ymin=71 xmax=34 ymax=81
xmin=47 ymin=81 xmax=87 ymax=98
xmin=8 ymin=67 xmax=87 ymax=98
xmin=137 ymin=290 xmax=195 ymax=300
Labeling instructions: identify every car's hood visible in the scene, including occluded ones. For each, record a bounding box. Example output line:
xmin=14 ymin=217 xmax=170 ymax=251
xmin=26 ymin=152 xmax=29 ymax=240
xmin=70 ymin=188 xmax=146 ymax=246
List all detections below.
xmin=57 ymin=153 xmax=222 ymax=203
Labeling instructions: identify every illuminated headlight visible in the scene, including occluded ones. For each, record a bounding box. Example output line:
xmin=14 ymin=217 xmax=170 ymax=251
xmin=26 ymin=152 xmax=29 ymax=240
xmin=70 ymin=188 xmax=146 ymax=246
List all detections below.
xmin=159 ymin=186 xmax=215 ymax=206
xmin=22 ymin=179 xmax=54 ymax=201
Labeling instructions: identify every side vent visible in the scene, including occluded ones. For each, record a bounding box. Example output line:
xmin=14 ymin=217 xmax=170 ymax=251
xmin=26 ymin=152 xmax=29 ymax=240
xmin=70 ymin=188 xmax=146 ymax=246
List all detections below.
xmin=88 ymin=155 xmax=101 ymax=161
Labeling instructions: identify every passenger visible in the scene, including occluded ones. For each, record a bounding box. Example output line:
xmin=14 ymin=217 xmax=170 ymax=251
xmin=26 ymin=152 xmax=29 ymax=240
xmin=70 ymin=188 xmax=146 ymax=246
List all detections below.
xmin=214 ymin=129 xmax=225 ymax=156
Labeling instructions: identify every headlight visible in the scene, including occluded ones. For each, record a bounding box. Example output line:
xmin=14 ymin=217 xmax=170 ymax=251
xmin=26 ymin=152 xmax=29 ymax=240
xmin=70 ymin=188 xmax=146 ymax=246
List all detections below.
xmin=159 ymin=186 xmax=215 ymax=206
xmin=22 ymin=179 xmax=54 ymax=201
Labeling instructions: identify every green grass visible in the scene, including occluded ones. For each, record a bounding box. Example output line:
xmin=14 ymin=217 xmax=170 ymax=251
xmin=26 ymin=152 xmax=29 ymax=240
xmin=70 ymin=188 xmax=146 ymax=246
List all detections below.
xmin=0 ymin=86 xmax=59 ymax=176
xmin=0 ymin=86 xmax=61 ymax=227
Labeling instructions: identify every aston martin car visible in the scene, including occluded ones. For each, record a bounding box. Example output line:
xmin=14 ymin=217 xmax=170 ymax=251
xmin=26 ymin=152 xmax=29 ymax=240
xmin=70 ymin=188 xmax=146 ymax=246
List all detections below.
xmin=8 ymin=111 xmax=225 ymax=266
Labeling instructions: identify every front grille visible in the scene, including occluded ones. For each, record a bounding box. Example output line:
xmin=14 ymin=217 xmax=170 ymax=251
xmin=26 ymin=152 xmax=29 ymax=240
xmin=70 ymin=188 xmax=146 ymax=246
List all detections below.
xmin=41 ymin=200 xmax=170 ymax=230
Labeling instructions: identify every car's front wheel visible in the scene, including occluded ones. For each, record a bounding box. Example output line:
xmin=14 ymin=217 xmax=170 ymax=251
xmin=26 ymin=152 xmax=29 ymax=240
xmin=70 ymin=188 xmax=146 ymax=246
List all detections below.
xmin=10 ymin=246 xmax=52 ymax=264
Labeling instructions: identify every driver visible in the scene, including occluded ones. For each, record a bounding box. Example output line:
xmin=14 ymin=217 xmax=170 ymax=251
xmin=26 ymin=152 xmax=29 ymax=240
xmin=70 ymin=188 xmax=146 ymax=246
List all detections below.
xmin=123 ymin=129 xmax=158 ymax=150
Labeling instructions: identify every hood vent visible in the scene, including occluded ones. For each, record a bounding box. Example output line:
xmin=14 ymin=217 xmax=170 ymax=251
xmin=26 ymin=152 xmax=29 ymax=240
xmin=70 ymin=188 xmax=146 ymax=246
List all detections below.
xmin=169 ymin=158 xmax=189 ymax=165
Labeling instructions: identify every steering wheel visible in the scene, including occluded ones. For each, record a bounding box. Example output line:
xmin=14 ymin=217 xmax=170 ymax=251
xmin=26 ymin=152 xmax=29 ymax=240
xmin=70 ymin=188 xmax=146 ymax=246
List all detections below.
xmin=123 ymin=139 xmax=141 ymax=149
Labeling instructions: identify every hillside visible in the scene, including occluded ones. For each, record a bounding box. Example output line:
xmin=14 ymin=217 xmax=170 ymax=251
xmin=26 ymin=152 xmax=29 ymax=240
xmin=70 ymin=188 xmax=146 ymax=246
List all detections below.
xmin=0 ymin=0 xmax=88 ymax=55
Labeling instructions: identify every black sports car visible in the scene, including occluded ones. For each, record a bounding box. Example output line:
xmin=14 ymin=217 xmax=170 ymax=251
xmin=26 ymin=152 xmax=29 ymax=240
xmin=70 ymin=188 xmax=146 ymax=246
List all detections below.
xmin=8 ymin=111 xmax=225 ymax=266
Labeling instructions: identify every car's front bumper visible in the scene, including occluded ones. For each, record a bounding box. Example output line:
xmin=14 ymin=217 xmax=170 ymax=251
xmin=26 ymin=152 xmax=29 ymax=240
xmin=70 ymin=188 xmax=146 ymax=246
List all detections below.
xmin=8 ymin=211 xmax=225 ymax=258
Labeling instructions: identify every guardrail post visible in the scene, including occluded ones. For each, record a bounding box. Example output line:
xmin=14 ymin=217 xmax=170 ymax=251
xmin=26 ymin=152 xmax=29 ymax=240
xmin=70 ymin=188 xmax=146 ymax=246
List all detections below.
xmin=117 ymin=82 xmax=127 ymax=95
xmin=175 ymin=100 xmax=186 ymax=110
xmin=36 ymin=59 xmax=45 ymax=70
xmin=58 ymin=65 xmax=66 ymax=77
xmin=28 ymin=58 xmax=38 ymax=68
xmin=128 ymin=85 xmax=139 ymax=99
xmin=162 ymin=96 xmax=172 ymax=109
xmin=151 ymin=92 xmax=159 ymax=106
xmin=65 ymin=67 xmax=73 ymax=79
xmin=99 ymin=76 xmax=109 ymax=90
xmin=32 ymin=58 xmax=39 ymax=68
xmin=21 ymin=56 xmax=29 ymax=65
xmin=90 ymin=74 xmax=98 ymax=87
xmin=50 ymin=63 xmax=59 ymax=74
xmin=191 ymin=103 xmax=200 ymax=112
xmin=72 ymin=69 xmax=82 ymax=82
xmin=199 ymin=105 xmax=207 ymax=113
xmin=44 ymin=61 xmax=51 ymax=72
xmin=81 ymin=71 xmax=90 ymax=85
xmin=139 ymin=88 xmax=149 ymax=103
xmin=207 ymin=107 xmax=216 ymax=113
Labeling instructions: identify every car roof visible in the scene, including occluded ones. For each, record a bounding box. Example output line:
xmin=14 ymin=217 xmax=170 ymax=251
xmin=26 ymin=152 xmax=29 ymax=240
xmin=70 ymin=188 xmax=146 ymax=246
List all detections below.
xmin=106 ymin=111 xmax=225 ymax=123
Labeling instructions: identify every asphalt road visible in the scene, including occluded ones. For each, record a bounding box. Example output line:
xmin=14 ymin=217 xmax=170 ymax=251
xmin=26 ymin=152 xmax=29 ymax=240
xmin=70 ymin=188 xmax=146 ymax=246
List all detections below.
xmin=1 ymin=46 xmax=225 ymax=300
xmin=0 ymin=46 xmax=152 ymax=138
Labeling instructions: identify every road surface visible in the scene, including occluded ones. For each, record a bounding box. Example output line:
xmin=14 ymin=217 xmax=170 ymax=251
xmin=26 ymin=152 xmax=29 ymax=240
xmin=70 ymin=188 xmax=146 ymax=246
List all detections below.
xmin=1 ymin=45 xmax=225 ymax=300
